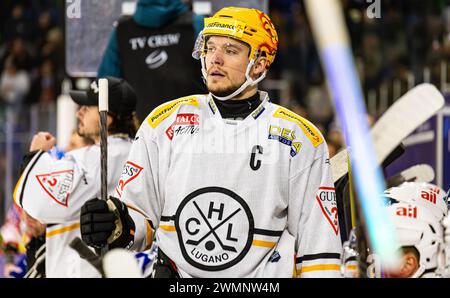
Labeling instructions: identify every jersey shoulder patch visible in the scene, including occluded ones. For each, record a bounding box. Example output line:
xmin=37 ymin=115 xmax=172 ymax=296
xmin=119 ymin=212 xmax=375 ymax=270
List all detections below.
xmin=272 ymin=106 xmax=324 ymax=147
xmin=146 ymin=96 xmax=200 ymax=128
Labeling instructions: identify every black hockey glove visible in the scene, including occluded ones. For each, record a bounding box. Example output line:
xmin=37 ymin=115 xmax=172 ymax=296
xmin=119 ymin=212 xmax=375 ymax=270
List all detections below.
xmin=80 ymin=196 xmax=135 ymax=250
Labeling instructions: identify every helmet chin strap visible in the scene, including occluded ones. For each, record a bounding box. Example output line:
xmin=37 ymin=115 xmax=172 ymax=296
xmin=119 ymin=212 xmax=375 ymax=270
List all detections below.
xmin=201 ymin=58 xmax=267 ymax=101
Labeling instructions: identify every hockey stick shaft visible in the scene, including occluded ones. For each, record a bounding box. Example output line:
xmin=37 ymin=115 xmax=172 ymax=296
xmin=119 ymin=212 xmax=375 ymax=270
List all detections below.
xmin=99 ymin=78 xmax=109 ymax=256
xmin=305 ymin=0 xmax=400 ymax=269
xmin=69 ymin=237 xmax=104 ymax=276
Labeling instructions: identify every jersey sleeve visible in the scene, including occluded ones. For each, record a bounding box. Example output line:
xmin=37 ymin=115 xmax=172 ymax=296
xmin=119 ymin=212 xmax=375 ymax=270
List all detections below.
xmin=116 ymin=127 xmax=163 ymax=251
xmin=288 ymin=151 xmax=343 ymax=278
xmin=13 ymin=151 xmax=96 ymax=224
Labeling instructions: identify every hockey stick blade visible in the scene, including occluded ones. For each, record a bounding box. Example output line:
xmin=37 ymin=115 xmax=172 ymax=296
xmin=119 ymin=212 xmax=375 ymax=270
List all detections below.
xmin=332 ymin=83 xmax=444 ymax=183
xmin=385 ymin=163 xmax=435 ymax=188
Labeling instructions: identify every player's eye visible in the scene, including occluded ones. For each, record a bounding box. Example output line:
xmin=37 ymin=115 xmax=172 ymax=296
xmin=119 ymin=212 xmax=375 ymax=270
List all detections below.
xmin=206 ymin=46 xmax=216 ymax=53
xmin=225 ymin=48 xmax=238 ymax=55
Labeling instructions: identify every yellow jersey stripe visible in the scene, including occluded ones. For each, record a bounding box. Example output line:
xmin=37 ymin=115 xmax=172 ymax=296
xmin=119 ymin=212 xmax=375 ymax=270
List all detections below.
xmin=46 ymin=223 xmax=80 ymax=238
xmin=159 ymin=225 xmax=176 ymax=232
xmin=300 ymin=264 xmax=340 ymax=273
xmin=252 ymin=240 xmax=277 ymax=248
xmin=12 ymin=173 xmax=24 ymax=206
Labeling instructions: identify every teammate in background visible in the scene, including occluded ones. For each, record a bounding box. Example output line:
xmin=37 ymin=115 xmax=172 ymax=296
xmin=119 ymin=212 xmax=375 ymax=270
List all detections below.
xmin=13 ymin=76 xmax=138 ymax=277
xmin=342 ymin=182 xmax=449 ymax=278
xmin=22 ymin=212 xmax=46 ymax=278
xmin=98 ymin=0 xmax=206 ymax=122
xmin=383 ymin=202 xmax=444 ymax=278
xmin=23 ymin=130 xmax=95 ymax=278
xmin=80 ymin=7 xmax=343 ymax=278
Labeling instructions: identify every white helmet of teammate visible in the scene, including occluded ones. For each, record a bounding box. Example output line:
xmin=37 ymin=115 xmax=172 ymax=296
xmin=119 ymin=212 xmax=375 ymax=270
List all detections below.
xmin=386 ymin=202 xmax=444 ymax=278
xmin=383 ymin=182 xmax=448 ymax=220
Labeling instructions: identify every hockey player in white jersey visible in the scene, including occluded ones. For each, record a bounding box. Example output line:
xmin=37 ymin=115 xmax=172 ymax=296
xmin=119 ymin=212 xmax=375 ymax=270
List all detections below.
xmin=382 ymin=202 xmax=445 ymax=278
xmin=13 ymin=76 xmax=138 ymax=277
xmin=80 ymin=7 xmax=343 ymax=278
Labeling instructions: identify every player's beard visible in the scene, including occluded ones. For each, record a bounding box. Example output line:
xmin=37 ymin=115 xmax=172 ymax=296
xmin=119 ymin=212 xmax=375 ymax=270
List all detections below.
xmin=207 ymin=80 xmax=243 ymax=98
xmin=77 ymin=122 xmax=100 ymax=140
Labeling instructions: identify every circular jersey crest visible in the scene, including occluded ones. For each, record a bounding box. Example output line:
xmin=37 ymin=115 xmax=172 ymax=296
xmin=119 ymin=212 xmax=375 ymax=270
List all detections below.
xmin=175 ymin=187 xmax=254 ymax=271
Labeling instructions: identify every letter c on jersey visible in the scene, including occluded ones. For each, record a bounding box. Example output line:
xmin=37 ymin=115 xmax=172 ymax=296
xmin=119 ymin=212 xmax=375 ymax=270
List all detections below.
xmin=250 ymin=145 xmax=263 ymax=171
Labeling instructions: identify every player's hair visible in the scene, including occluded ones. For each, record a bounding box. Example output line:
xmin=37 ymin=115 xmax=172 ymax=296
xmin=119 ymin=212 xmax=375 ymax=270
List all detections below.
xmin=401 ymin=246 xmax=420 ymax=263
xmin=108 ymin=112 xmax=140 ymax=138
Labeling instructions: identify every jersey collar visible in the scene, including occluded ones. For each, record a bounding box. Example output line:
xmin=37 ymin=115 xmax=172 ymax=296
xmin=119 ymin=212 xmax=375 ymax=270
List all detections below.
xmin=207 ymin=91 xmax=270 ymax=121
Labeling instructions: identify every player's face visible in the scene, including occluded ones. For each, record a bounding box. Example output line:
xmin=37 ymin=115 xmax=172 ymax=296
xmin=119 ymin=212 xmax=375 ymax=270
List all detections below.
xmin=204 ymin=36 xmax=250 ymax=97
xmin=76 ymin=105 xmax=100 ymax=139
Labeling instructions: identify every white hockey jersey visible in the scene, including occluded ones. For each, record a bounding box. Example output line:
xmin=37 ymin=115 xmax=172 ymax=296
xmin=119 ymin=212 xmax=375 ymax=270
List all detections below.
xmin=118 ymin=92 xmax=343 ymax=277
xmin=14 ymin=136 xmax=132 ymax=278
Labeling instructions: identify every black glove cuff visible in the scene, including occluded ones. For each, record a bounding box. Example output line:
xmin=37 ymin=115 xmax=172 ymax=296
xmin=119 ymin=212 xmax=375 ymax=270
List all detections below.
xmin=107 ymin=196 xmax=136 ymax=250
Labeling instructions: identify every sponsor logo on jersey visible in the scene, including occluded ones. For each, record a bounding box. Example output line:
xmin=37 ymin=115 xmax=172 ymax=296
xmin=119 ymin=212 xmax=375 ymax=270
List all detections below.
xmin=273 ymin=107 xmax=323 ymax=147
xmin=116 ymin=161 xmax=144 ymax=197
xmin=208 ymin=98 xmax=218 ymax=114
xmin=396 ymin=205 xmax=417 ymax=218
xmin=147 ymin=97 xmax=199 ymax=128
xmin=174 ymin=187 xmax=254 ymax=271
xmin=145 ymin=49 xmax=168 ymax=69
xmin=166 ymin=113 xmax=200 ymax=140
xmin=36 ymin=170 xmax=74 ymax=207
xmin=269 ymin=251 xmax=281 ymax=263
xmin=251 ymin=104 xmax=265 ymax=119
xmin=268 ymin=125 xmax=302 ymax=157
xmin=316 ymin=186 xmax=339 ymax=235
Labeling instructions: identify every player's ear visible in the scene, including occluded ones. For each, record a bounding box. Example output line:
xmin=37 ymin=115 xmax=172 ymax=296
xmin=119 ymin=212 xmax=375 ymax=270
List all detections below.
xmin=401 ymin=252 xmax=419 ymax=277
xmin=106 ymin=114 xmax=114 ymax=128
xmin=251 ymin=56 xmax=268 ymax=79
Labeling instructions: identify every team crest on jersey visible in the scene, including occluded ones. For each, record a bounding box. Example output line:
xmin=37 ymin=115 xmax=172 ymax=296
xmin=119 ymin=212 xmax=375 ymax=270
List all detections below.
xmin=116 ymin=161 xmax=143 ymax=197
xmin=316 ymin=186 xmax=339 ymax=235
xmin=165 ymin=113 xmax=200 ymax=140
xmin=174 ymin=187 xmax=254 ymax=271
xmin=268 ymin=125 xmax=302 ymax=157
xmin=36 ymin=170 xmax=74 ymax=207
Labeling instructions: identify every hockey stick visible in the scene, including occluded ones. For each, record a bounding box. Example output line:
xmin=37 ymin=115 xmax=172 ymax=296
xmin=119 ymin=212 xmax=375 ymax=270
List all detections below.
xmin=98 ymin=79 xmax=125 ymax=255
xmin=385 ymin=164 xmax=435 ymax=188
xmin=331 ymin=83 xmax=444 ymax=183
xmin=69 ymin=237 xmax=104 ymax=276
xmin=98 ymin=78 xmax=109 ymax=256
xmin=305 ymin=0 xmax=401 ymax=269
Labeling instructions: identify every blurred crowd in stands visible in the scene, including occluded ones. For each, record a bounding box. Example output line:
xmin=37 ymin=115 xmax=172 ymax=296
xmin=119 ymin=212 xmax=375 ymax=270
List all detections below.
xmin=0 ymin=1 xmax=450 ymax=152
xmin=0 ymin=0 xmax=64 ymax=119
xmin=268 ymin=0 xmax=450 ymax=155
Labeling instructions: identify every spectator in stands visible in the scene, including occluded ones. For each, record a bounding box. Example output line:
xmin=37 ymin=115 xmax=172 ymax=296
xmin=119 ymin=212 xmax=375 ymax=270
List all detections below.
xmin=2 ymin=4 xmax=33 ymax=42
xmin=97 ymin=0 xmax=206 ymax=122
xmin=0 ymin=56 xmax=30 ymax=109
